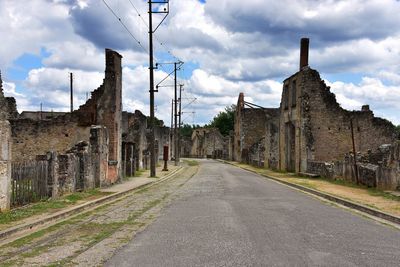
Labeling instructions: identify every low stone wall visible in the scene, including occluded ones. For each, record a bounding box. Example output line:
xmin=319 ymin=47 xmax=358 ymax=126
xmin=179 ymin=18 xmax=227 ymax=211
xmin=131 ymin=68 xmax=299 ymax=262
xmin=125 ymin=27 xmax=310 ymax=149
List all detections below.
xmin=307 ymin=149 xmax=400 ymax=190
xmin=0 ymin=120 xmax=11 ymax=211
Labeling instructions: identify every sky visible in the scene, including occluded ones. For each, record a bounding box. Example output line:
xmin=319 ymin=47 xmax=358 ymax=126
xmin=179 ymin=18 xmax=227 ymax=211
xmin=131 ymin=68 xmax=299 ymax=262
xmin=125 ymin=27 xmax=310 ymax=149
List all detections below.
xmin=1 ymin=0 xmax=400 ymax=126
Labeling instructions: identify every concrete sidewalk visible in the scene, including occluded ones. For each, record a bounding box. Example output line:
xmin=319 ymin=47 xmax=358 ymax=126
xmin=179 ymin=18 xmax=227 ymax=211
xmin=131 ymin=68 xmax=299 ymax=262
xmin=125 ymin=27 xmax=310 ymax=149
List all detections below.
xmin=0 ymin=162 xmax=183 ymax=245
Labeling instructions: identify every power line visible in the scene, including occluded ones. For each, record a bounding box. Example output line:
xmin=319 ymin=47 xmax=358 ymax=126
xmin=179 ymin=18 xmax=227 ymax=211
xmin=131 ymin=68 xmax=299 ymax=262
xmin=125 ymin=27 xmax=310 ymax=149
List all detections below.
xmin=127 ymin=0 xmax=180 ymax=62
xmin=102 ymin=0 xmax=148 ymax=53
xmin=128 ymin=0 xmax=149 ymax=28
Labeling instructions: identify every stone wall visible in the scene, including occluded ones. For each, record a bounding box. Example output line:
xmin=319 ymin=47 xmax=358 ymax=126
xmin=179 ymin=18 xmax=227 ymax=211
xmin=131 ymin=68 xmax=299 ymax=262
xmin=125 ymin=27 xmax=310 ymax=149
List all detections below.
xmin=30 ymin=125 xmax=109 ymax=198
xmin=233 ymin=93 xmax=280 ymax=165
xmin=122 ymin=110 xmax=148 ymax=170
xmin=264 ymin=109 xmax=280 ymax=170
xmin=180 ymin=136 xmax=192 ymax=158
xmin=307 ymin=142 xmax=400 ymax=190
xmin=76 ymin=49 xmax=122 ymax=183
xmin=154 ymin=126 xmax=170 ymax=160
xmin=0 ymin=120 xmax=11 ymax=211
xmin=248 ymin=137 xmax=265 ymax=167
xmin=279 ymin=68 xmax=397 ymax=173
xmin=11 ymin=117 xmax=91 ymax=161
xmin=10 ymin=49 xmax=123 ymax=184
xmin=191 ymin=128 xmax=226 ymax=158
xmin=90 ymin=126 xmax=109 ymax=187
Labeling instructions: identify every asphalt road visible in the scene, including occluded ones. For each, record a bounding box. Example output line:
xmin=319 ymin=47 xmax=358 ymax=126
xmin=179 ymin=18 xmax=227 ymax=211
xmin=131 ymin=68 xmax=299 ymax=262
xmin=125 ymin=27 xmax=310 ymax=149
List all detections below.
xmin=106 ymin=160 xmax=400 ymax=266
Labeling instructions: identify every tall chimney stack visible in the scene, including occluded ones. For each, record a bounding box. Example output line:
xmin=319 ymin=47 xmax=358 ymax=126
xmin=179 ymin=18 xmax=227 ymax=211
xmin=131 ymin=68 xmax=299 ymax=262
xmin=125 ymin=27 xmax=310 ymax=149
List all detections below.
xmin=299 ymin=38 xmax=309 ymax=70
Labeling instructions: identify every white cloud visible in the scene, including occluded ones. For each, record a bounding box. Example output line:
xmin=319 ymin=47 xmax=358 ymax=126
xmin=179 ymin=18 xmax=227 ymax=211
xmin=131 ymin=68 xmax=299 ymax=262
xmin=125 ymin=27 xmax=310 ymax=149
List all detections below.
xmin=327 ymin=77 xmax=400 ymax=125
xmin=1 ymin=0 xmax=400 ymax=126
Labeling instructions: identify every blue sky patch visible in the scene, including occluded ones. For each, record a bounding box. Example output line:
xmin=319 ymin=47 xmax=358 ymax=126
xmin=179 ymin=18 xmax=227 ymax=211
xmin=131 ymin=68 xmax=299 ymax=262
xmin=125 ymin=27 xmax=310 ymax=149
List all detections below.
xmin=9 ymin=48 xmax=49 ymax=81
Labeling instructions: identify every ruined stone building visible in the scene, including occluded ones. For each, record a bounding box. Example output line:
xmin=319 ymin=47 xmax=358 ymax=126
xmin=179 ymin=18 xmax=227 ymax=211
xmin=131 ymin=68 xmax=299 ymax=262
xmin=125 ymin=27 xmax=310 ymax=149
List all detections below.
xmin=122 ymin=110 xmax=170 ymax=171
xmin=233 ymin=93 xmax=280 ymax=167
xmin=191 ymin=128 xmax=226 ymax=158
xmin=8 ymin=49 xmax=123 ymax=185
xmin=0 ymin=72 xmax=12 ymax=210
xmin=0 ymin=49 xmax=173 ymax=209
xmin=233 ymin=38 xmax=399 ymax=190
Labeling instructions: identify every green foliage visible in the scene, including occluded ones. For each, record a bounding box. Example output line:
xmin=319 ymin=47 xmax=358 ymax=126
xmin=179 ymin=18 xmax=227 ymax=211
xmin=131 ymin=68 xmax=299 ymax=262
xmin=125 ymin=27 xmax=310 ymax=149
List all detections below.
xmin=184 ymin=160 xmax=199 ymax=166
xmin=146 ymin=116 xmax=164 ymax=127
xmin=180 ymin=123 xmax=202 ymax=138
xmin=208 ymin=105 xmax=235 ymax=136
xmin=0 ymin=189 xmax=109 ymax=225
xmin=395 ymin=125 xmax=400 ymax=139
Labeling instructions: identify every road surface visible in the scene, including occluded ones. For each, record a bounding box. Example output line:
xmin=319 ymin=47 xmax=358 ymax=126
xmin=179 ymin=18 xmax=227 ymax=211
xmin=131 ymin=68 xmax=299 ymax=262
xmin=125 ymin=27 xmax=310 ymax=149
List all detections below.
xmin=107 ymin=160 xmax=400 ymax=266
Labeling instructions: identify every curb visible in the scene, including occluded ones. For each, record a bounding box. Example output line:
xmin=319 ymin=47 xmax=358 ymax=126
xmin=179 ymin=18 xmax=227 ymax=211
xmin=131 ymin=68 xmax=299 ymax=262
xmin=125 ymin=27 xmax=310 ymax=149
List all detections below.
xmin=0 ymin=166 xmax=183 ymax=243
xmin=219 ymin=160 xmax=400 ymax=226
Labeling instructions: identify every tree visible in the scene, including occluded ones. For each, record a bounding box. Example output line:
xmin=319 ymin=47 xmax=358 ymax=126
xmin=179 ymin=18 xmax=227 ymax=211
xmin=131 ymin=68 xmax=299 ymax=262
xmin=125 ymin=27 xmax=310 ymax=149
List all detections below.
xmin=209 ymin=105 xmax=236 ymax=136
xmin=146 ymin=116 xmax=163 ymax=127
xmin=180 ymin=123 xmax=201 ymax=138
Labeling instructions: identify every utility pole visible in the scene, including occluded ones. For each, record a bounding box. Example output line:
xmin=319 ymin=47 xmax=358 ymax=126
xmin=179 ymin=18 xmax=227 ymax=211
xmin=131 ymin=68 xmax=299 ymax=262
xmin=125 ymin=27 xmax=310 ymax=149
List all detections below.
xmin=178 ymin=84 xmax=183 ymax=161
xmin=70 ymin=73 xmax=73 ymax=113
xmin=148 ymin=0 xmax=169 ymax=177
xmin=174 ymin=62 xmax=178 ymax=166
xmin=171 ymin=99 xmax=174 ymax=160
xmin=148 ymin=1 xmax=156 ymax=177
xmin=350 ymin=119 xmax=359 ymax=184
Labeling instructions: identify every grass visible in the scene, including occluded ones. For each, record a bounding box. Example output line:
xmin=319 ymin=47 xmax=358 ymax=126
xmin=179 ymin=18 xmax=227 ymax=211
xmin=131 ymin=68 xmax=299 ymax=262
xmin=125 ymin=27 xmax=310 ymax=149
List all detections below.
xmin=184 ymin=160 xmax=199 ymax=166
xmin=0 ymin=189 xmax=110 ymax=226
xmin=134 ymin=169 xmax=146 ymax=177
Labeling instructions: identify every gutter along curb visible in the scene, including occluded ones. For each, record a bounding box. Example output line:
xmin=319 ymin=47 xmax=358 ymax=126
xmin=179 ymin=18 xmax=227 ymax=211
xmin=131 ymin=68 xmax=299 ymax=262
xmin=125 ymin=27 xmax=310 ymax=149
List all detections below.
xmin=219 ymin=160 xmax=400 ymax=226
xmin=0 ymin=166 xmax=183 ymax=243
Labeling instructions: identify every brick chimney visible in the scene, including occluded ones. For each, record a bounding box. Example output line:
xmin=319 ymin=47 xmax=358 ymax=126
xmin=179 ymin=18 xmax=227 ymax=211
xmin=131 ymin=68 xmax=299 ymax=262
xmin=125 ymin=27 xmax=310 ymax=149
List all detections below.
xmin=238 ymin=92 xmax=244 ymax=110
xmin=299 ymin=38 xmax=309 ymax=70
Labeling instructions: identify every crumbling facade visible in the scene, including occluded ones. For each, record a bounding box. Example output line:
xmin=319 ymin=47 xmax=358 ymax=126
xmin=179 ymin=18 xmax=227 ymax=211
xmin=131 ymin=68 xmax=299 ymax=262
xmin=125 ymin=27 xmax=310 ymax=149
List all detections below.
xmin=0 ymin=73 xmax=12 ymax=211
xmin=233 ymin=93 xmax=280 ymax=165
xmin=122 ymin=110 xmax=171 ymax=171
xmin=233 ymin=38 xmax=399 ymax=190
xmin=10 ymin=49 xmax=123 ymax=184
xmin=191 ymin=128 xmax=226 ymax=158
xmin=0 ymin=120 xmax=11 ymax=211
xmin=0 ymin=49 xmax=174 ymax=209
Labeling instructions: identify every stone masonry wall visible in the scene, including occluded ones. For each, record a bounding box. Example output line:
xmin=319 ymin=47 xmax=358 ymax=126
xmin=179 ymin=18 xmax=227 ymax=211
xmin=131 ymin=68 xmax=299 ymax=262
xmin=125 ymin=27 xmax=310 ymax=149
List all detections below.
xmin=10 ymin=49 xmax=122 ymax=184
xmin=241 ymin=109 xmax=268 ymax=156
xmin=154 ymin=126 xmax=170 ymax=160
xmin=279 ymin=68 xmax=397 ymax=173
xmin=302 ymin=69 xmax=396 ymax=161
xmin=10 ymin=117 xmax=91 ymax=161
xmin=122 ymin=110 xmax=148 ymax=170
xmin=0 ymin=120 xmax=11 ymax=211
xmin=191 ymin=128 xmax=226 ymax=158
xmin=264 ymin=109 xmax=280 ymax=170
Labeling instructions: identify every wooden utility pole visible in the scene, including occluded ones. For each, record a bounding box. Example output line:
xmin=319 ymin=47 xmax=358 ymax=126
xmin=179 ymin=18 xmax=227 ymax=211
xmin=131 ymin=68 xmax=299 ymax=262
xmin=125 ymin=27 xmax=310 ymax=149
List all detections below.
xmin=350 ymin=119 xmax=359 ymax=184
xmin=70 ymin=73 xmax=73 ymax=113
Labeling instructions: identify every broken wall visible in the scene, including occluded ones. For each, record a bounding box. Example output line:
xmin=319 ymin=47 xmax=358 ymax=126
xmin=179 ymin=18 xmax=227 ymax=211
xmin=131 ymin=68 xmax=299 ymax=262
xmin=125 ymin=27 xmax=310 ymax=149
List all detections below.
xmin=191 ymin=128 xmax=226 ymax=158
xmin=11 ymin=116 xmax=91 ymax=161
xmin=154 ymin=126 xmax=170 ymax=160
xmin=264 ymin=109 xmax=280 ymax=170
xmin=233 ymin=93 xmax=280 ymax=164
xmin=0 ymin=120 xmax=11 ymax=211
xmin=10 ymin=49 xmax=123 ymax=184
xmin=279 ymin=68 xmax=397 ymax=173
xmin=122 ymin=110 xmax=148 ymax=170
